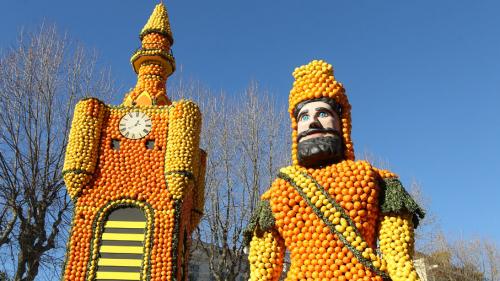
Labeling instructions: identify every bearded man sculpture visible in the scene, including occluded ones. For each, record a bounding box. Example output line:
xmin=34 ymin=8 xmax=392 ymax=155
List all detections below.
xmin=244 ymin=60 xmax=424 ymax=281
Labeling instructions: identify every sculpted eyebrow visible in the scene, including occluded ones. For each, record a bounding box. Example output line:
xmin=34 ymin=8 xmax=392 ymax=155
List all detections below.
xmin=315 ymin=107 xmax=335 ymax=115
xmin=298 ymin=109 xmax=309 ymax=118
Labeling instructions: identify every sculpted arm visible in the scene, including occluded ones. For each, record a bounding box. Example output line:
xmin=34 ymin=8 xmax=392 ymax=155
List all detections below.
xmin=248 ymin=229 xmax=285 ymax=281
xmin=377 ymin=174 xmax=425 ymax=281
xmin=244 ymin=199 xmax=285 ymax=281
xmin=63 ymin=98 xmax=107 ymax=199
xmin=379 ymin=213 xmax=420 ymax=281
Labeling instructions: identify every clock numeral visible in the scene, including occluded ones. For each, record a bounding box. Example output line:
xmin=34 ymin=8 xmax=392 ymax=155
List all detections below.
xmin=143 ymin=129 xmax=149 ymax=133
xmin=146 ymin=124 xmax=152 ymax=127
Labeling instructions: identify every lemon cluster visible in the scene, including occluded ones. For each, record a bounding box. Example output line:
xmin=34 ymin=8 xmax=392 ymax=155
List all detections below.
xmin=140 ymin=3 xmax=173 ymax=43
xmin=165 ymin=100 xmax=202 ymax=199
xmin=248 ymin=230 xmax=284 ymax=281
xmin=63 ymin=98 xmax=106 ymax=199
xmin=379 ymin=214 xmax=421 ymax=281
xmin=289 ymin=60 xmax=354 ymax=165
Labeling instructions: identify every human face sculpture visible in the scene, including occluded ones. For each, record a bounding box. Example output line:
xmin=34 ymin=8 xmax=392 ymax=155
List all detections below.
xmin=296 ymin=100 xmax=344 ymax=167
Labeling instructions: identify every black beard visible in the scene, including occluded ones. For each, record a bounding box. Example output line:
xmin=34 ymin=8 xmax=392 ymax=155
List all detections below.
xmin=297 ymin=135 xmax=344 ymax=168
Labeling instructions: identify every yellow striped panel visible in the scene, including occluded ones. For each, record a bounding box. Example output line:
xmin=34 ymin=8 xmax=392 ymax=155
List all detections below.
xmin=96 ymin=271 xmax=140 ymax=280
xmin=98 ymin=258 xmax=142 ymax=267
xmin=100 ymin=245 xmax=144 ymax=254
xmin=102 ymin=233 xmax=144 ymax=241
xmin=104 ymin=221 xmax=146 ymax=229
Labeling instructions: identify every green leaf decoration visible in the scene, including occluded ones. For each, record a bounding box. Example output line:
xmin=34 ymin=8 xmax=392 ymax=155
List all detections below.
xmin=379 ymin=178 xmax=425 ymax=228
xmin=243 ymin=200 xmax=275 ymax=246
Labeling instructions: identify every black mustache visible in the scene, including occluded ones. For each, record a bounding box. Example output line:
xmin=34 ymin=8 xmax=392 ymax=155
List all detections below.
xmin=297 ymin=128 xmax=340 ymax=142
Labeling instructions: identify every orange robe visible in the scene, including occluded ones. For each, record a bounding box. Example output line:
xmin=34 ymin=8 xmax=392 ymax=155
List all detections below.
xmin=245 ymin=160 xmax=424 ymax=281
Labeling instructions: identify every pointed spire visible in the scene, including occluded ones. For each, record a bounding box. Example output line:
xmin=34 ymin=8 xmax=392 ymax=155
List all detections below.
xmin=140 ymin=3 xmax=173 ymax=45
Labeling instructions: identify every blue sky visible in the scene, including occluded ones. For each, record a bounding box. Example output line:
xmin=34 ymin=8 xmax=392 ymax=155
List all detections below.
xmin=2 ymin=0 xmax=500 ymax=246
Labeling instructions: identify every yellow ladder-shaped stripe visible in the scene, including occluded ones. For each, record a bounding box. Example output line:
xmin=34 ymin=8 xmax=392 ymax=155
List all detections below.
xmin=104 ymin=221 xmax=146 ymax=229
xmin=98 ymin=258 xmax=142 ymax=267
xmin=96 ymin=271 xmax=140 ymax=280
xmin=102 ymin=233 xmax=144 ymax=241
xmin=99 ymin=245 xmax=144 ymax=254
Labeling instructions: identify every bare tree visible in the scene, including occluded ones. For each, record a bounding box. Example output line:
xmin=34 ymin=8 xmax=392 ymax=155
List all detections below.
xmin=0 ymin=24 xmax=113 ymax=281
xmin=419 ymin=232 xmax=500 ymax=281
xmin=170 ymin=81 xmax=289 ymax=281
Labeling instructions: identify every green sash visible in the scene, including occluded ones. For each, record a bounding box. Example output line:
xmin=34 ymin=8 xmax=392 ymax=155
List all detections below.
xmin=278 ymin=167 xmax=391 ymax=281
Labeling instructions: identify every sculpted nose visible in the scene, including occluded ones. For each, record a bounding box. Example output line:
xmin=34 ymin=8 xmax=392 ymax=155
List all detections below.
xmin=309 ymin=119 xmax=323 ymax=129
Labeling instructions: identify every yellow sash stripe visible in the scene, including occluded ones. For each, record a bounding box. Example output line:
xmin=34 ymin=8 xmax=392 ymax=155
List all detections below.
xmin=98 ymin=258 xmax=142 ymax=267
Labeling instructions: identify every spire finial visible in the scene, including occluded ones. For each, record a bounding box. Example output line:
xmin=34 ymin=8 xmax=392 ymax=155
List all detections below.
xmin=130 ymin=2 xmax=176 ymax=75
xmin=140 ymin=2 xmax=173 ymax=44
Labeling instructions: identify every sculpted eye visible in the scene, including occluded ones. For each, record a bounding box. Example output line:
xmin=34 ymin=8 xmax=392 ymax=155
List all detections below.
xmin=300 ymin=115 xmax=310 ymax=122
xmin=318 ymin=111 xmax=329 ymax=118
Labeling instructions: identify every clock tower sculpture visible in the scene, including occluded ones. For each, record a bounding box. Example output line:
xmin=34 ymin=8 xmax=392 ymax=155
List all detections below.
xmin=61 ymin=3 xmax=206 ymax=281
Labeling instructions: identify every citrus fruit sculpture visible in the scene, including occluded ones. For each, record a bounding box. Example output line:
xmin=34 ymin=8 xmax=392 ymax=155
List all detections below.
xmin=244 ymin=60 xmax=425 ymax=281
xmin=61 ymin=3 xmax=205 ymax=281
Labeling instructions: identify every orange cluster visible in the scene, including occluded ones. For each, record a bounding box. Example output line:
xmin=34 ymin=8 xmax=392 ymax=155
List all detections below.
xmin=142 ymin=33 xmax=171 ymax=51
xmin=63 ymin=107 xmax=173 ymax=280
xmin=289 ymin=60 xmax=354 ymax=164
xmin=63 ymin=102 xmax=204 ymax=281
xmin=373 ymin=167 xmax=398 ymax=180
xmin=261 ymin=160 xmax=388 ymax=280
xmin=123 ymin=63 xmax=169 ymax=106
xmin=89 ymin=107 xmax=170 ymax=206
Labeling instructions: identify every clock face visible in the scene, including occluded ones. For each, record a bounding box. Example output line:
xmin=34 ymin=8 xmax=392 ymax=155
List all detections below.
xmin=119 ymin=111 xmax=152 ymax=139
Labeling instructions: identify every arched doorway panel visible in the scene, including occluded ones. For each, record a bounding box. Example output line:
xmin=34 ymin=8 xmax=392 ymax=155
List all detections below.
xmin=86 ymin=201 xmax=154 ymax=281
